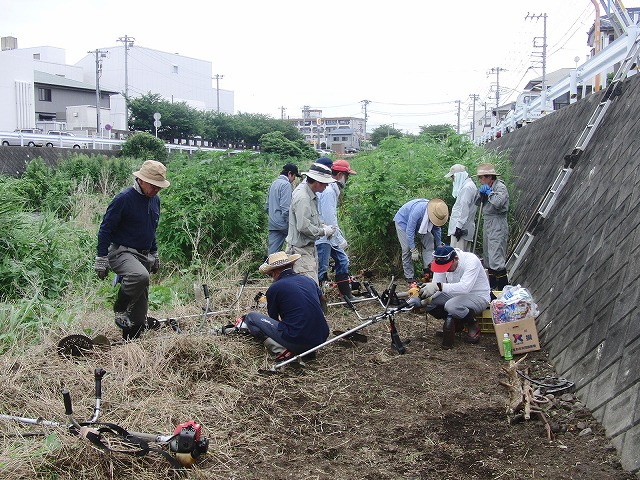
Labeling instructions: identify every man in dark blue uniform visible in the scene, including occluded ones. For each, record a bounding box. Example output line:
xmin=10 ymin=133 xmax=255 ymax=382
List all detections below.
xmin=94 ymin=160 xmax=170 ymax=340
xmin=241 ymin=251 xmax=329 ymax=359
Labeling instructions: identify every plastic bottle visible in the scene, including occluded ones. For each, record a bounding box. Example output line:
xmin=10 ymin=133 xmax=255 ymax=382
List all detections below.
xmin=503 ymin=333 xmax=513 ymax=361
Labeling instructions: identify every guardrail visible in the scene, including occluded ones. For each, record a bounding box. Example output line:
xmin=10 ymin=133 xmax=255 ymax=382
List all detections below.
xmin=477 ymin=25 xmax=639 ymax=144
xmin=0 ymin=131 xmax=252 ymax=155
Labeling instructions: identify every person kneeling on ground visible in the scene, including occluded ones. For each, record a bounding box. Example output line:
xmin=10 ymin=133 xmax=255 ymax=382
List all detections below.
xmin=410 ymin=245 xmax=490 ymax=344
xmin=239 ymin=251 xmax=330 ymax=360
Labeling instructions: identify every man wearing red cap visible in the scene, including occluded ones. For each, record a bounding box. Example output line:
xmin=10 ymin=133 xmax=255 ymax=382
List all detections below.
xmin=411 ymin=245 xmax=490 ymax=345
xmin=316 ymin=159 xmax=357 ymax=300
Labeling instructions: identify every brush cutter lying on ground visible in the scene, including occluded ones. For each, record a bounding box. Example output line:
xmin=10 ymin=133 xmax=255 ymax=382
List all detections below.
xmin=261 ymin=280 xmax=413 ymax=374
xmin=57 ymin=273 xmax=249 ymax=357
xmin=0 ymin=368 xmax=209 ymax=469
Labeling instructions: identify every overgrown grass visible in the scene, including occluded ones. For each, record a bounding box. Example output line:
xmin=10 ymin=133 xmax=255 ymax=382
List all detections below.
xmin=0 ymin=140 xmax=511 ymax=353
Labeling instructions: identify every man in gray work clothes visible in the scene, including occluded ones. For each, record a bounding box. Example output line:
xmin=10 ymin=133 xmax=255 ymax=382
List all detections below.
xmin=477 ymin=162 xmax=509 ymax=289
xmin=266 ymin=163 xmax=301 ymax=255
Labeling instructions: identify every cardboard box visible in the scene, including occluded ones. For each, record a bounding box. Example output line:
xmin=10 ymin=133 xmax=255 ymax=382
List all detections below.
xmin=493 ymin=316 xmax=540 ymax=356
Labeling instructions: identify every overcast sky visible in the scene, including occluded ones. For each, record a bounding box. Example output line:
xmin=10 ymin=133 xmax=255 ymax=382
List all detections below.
xmin=2 ymin=0 xmax=631 ymax=133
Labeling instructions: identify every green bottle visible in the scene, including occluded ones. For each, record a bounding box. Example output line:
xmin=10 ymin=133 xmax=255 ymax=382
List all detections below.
xmin=503 ymin=333 xmax=513 ymax=361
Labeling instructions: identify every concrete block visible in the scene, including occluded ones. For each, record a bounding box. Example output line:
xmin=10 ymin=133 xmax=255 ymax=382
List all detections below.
xmin=602 ymin=386 xmax=639 ymax=437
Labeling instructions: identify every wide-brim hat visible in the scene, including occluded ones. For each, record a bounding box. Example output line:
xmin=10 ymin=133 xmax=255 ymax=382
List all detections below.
xmin=303 ymin=162 xmax=336 ymax=184
xmin=476 ymin=163 xmax=499 ymax=176
xmin=444 ymin=164 xmax=466 ymax=178
xmin=427 ymin=198 xmax=449 ymax=227
xmin=259 ymin=251 xmax=301 ymax=274
xmin=133 ymin=160 xmax=170 ymax=188
xmin=431 ymin=245 xmax=457 ymax=273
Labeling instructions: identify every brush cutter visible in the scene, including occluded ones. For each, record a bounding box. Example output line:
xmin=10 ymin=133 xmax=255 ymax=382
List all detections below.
xmin=0 ymin=368 xmax=209 ymax=469
xmin=57 ymin=272 xmax=250 ymax=357
xmin=261 ymin=281 xmax=414 ymax=374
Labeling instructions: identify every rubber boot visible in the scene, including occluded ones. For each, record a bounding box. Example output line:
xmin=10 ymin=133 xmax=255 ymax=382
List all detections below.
xmin=336 ymin=273 xmax=357 ymax=302
xmin=113 ymin=289 xmax=134 ymax=331
xmin=461 ymin=311 xmax=481 ymax=344
xmin=442 ymin=315 xmax=455 ymax=349
xmin=487 ymin=268 xmax=497 ymax=289
xmin=495 ymin=269 xmax=509 ymax=291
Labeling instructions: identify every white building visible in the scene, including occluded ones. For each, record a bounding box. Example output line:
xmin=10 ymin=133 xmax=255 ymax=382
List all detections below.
xmin=0 ymin=36 xmax=234 ymax=135
xmin=75 ymin=44 xmax=233 ymax=132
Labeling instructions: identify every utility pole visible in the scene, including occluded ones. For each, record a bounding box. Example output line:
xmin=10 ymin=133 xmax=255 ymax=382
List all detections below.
xmin=526 ymin=13 xmax=548 ymax=110
xmin=213 ymin=74 xmax=224 ymax=113
xmin=117 ymin=35 xmax=135 ymax=130
xmin=279 ymin=106 xmax=286 ymax=119
xmin=361 ymin=99 xmax=370 ymax=146
xmin=455 ymin=100 xmax=461 ymax=133
xmin=469 ymin=94 xmax=479 ymax=141
xmin=488 ymin=67 xmax=507 ymax=108
xmin=90 ymin=48 xmax=108 ymax=137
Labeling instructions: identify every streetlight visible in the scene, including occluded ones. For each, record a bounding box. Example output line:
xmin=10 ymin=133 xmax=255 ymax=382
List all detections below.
xmin=214 ymin=74 xmax=224 ymax=113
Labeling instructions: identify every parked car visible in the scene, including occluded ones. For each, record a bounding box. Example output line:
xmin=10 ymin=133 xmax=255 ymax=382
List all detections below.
xmin=315 ymin=148 xmax=333 ymax=156
xmin=345 ymin=146 xmax=360 ymax=154
xmin=45 ymin=131 xmax=87 ymax=149
xmin=1 ymin=128 xmax=44 ymax=147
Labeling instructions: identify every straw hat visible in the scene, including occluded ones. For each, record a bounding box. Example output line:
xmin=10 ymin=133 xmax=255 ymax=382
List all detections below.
xmin=303 ymin=163 xmax=336 ymax=183
xmin=427 ymin=198 xmax=449 ymax=226
xmin=133 ymin=160 xmax=170 ymax=188
xmin=476 ymin=163 xmax=499 ymax=176
xmin=259 ymin=251 xmax=301 ymax=274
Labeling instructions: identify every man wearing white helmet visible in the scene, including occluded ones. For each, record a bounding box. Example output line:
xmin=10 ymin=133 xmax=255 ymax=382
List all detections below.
xmin=286 ymin=162 xmax=337 ymax=284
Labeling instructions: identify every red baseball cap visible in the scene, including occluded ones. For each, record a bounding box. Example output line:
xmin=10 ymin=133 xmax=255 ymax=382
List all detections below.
xmin=431 ymin=245 xmax=457 ymax=273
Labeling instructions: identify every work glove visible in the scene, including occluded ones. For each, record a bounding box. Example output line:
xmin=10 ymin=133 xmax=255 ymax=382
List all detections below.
xmin=323 ymin=225 xmax=337 ymax=239
xmin=94 ymin=256 xmax=109 ymax=280
xmin=454 ymin=227 xmax=464 ymax=241
xmin=150 ymin=251 xmax=160 ymax=273
xmin=339 ymin=240 xmax=348 ymax=250
xmin=410 ymin=247 xmax=420 ymax=261
xmin=419 ymin=282 xmax=439 ymax=299
xmin=479 ymin=184 xmax=492 ymax=196
xmin=407 ymin=296 xmax=424 ymax=308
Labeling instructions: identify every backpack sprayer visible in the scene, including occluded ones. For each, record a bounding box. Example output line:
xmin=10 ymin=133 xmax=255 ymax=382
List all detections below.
xmin=0 ymin=368 xmax=209 ymax=469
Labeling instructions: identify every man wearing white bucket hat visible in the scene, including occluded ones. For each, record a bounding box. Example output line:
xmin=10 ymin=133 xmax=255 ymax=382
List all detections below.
xmin=240 ymin=251 xmax=329 ymax=360
xmin=286 ymin=162 xmax=337 ymax=284
xmin=95 ymin=160 xmax=170 ymax=340
xmin=393 ymin=198 xmax=449 ymax=284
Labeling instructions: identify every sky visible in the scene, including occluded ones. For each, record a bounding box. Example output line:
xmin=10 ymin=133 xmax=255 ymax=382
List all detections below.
xmin=1 ymin=0 xmax=631 ymax=134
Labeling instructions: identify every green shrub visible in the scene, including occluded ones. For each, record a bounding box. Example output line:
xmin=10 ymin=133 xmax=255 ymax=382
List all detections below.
xmin=121 ymin=132 xmax=168 ymax=162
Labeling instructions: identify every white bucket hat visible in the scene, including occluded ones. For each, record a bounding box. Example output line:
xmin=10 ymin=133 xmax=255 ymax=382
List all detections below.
xmin=303 ymin=163 xmax=336 ymax=184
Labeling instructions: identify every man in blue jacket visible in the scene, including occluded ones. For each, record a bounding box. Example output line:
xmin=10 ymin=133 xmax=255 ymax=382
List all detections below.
xmin=94 ymin=160 xmax=170 ymax=340
xmin=241 ymin=251 xmax=329 ymax=360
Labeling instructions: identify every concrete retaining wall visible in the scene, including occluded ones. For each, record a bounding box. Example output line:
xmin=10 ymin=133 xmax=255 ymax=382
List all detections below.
xmin=0 ymin=146 xmax=119 ymax=177
xmin=486 ymin=73 xmax=640 ymax=475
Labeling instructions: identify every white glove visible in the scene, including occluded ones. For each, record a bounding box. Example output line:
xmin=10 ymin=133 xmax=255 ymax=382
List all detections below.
xmin=339 ymin=240 xmax=348 ymax=250
xmin=323 ymin=225 xmax=337 ymax=239
xmin=410 ymin=247 xmax=420 ymax=261
xmin=419 ymin=282 xmax=439 ymax=299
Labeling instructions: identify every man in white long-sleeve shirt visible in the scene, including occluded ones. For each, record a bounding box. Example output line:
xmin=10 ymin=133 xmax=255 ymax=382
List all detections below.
xmin=414 ymin=245 xmax=490 ymax=344
xmin=444 ymin=164 xmax=478 ymax=252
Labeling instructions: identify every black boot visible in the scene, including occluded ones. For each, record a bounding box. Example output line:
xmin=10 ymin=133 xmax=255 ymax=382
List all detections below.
xmin=495 ymin=269 xmax=509 ymax=290
xmin=113 ymin=289 xmax=134 ymax=331
xmin=487 ymin=268 xmax=497 ymax=289
xmin=336 ymin=273 xmax=356 ymax=302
